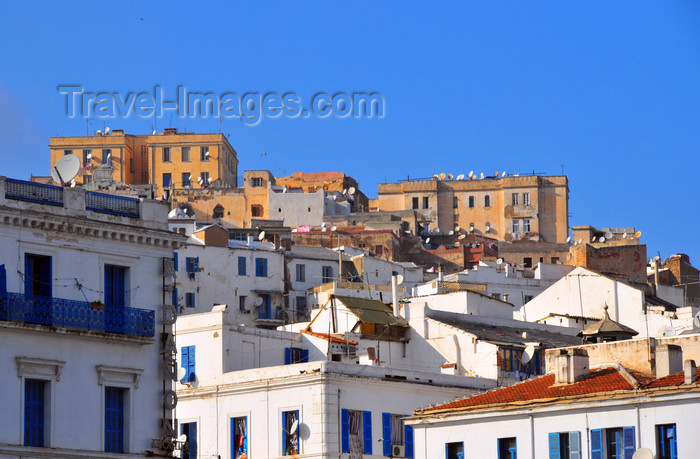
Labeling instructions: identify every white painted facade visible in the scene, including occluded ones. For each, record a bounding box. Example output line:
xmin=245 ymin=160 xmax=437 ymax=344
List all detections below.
xmin=0 ymin=176 xmax=180 ymax=458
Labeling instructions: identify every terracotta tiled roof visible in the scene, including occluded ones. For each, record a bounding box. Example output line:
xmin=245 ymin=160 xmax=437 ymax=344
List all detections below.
xmin=301 ymin=329 xmax=358 ymax=345
xmin=419 ymin=366 xmax=700 ymax=413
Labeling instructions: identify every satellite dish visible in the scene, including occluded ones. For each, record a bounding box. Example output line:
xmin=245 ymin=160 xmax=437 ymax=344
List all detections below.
xmin=447 ymin=173 xmax=453 ymax=179
xmin=479 ymin=172 xmax=484 ymax=179
xmin=208 ymin=177 xmax=213 ymax=184
xmin=254 ymin=297 xmax=264 ymax=306
xmin=51 ymin=154 xmax=81 ymax=185
xmin=330 ymin=225 xmax=337 ymax=231
xmin=454 ymin=225 xmax=461 ymax=232
xmin=177 ymin=367 xmax=187 ymax=381
xmin=104 ymin=126 xmax=110 ymax=134
xmin=396 ymin=274 xmax=404 ymax=285
xmin=605 ymin=231 xmax=613 ymax=240
xmin=566 ymin=236 xmax=571 ymax=243
xmin=321 ymin=221 xmax=327 ymax=228
xmin=485 ymin=224 xmax=491 ymax=232
xmin=496 ymin=258 xmax=503 ymax=265
xmin=521 ymin=345 xmax=535 ymax=364
xmin=432 ymin=174 xmax=439 ymax=180
xmin=258 ymin=231 xmax=266 ymax=241
xmin=661 ymin=326 xmax=676 ymax=337
xmin=177 ymin=433 xmax=187 ymax=443
xmin=448 ymin=230 xmax=454 ymax=235
xmin=290 ymin=420 xmax=299 ymax=435
xmin=152 ymin=129 xmax=157 ymax=135
xmin=632 ymin=448 xmax=653 ymax=459
xmin=495 ymin=171 xmax=499 ymax=177
xmin=196 ymin=177 xmax=203 ymax=184
xmin=592 ymin=236 xmax=597 ymax=242
xmin=502 ymin=171 xmax=507 ymax=177
xmin=343 ymin=189 xmax=347 ymax=194
xmin=468 ymin=170 xmax=474 ymax=178
xmin=439 ymin=172 xmax=446 ymax=180
xmin=425 ymin=237 xmax=431 ymax=244
xmin=693 ymin=310 xmax=700 ymax=329
xmin=456 ymin=174 xmax=465 ymax=180
xmin=96 ymin=129 xmax=102 ymax=135
xmin=322 ymin=227 xmax=327 ymax=232
xmin=599 ymin=236 xmax=605 ymax=243
xmin=348 ymin=186 xmax=356 ymax=195
xmin=458 ymin=234 xmax=466 ymax=240
xmin=578 ymin=239 xmax=583 ymax=244
xmin=634 ymin=231 xmax=642 ymax=239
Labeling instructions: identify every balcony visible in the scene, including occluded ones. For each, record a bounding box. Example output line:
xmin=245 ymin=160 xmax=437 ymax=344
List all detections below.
xmin=0 ymin=292 xmax=155 ymax=338
xmin=5 ymin=178 xmax=64 ymax=207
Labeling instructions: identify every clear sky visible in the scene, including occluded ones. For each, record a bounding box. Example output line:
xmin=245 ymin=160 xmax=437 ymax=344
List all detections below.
xmin=1 ymin=1 xmax=699 ymax=264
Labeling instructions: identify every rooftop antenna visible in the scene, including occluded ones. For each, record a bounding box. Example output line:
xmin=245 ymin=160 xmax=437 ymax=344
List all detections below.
xmin=51 ymin=154 xmax=81 ymax=186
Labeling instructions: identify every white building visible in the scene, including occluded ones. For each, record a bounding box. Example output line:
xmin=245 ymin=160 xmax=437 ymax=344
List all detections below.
xmin=407 ymin=338 xmax=700 ymax=459
xmin=521 ymin=266 xmax=697 ymax=337
xmin=0 ymin=176 xmax=181 ymax=458
xmin=175 ymin=307 xmax=492 ymax=459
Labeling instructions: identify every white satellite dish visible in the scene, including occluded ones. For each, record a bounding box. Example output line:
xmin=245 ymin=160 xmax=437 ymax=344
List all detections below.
xmin=177 ymin=367 xmax=186 ymax=381
xmin=458 ymin=234 xmax=466 ymax=240
xmin=425 ymin=237 xmax=431 ymax=244
xmin=254 ymin=297 xmax=264 ymax=306
xmin=321 ymin=221 xmax=327 ymax=228
xmin=456 ymin=174 xmax=465 ymax=180
xmin=177 ymin=433 xmax=187 ymax=443
xmin=479 ymin=172 xmax=484 ymax=179
xmin=290 ymin=420 xmax=299 ymax=435
xmin=330 ymin=225 xmax=337 ymax=231
xmin=662 ymin=326 xmax=676 ymax=337
xmin=632 ymin=448 xmax=653 ymax=459
xmin=694 ymin=310 xmax=700 ymax=329
xmin=322 ymin=227 xmax=327 ymax=232
xmin=196 ymin=177 xmax=203 ymax=184
xmin=592 ymin=236 xmax=597 ymax=242
xmin=599 ymin=236 xmax=606 ymax=243
xmin=622 ymin=232 xmax=627 ymax=239
xmin=104 ymin=126 xmax=110 ymax=134
xmin=51 ymin=154 xmax=81 ymax=185
xmin=454 ymin=225 xmax=461 ymax=232
xmin=208 ymin=177 xmax=213 ymax=184
xmin=258 ymin=231 xmax=266 ymax=241
xmin=468 ymin=170 xmax=474 ymax=178
xmin=496 ymin=258 xmax=503 ymax=265
xmin=521 ymin=344 xmax=536 ymax=364
xmin=396 ymin=274 xmax=404 ymax=285
xmin=96 ymin=129 xmax=102 ymax=135
xmin=152 ymin=129 xmax=157 ymax=135
xmin=566 ymin=236 xmax=571 ymax=243
xmin=342 ymin=188 xmax=347 ymax=194
xmin=578 ymin=239 xmax=583 ymax=244
xmin=605 ymin=231 xmax=613 ymax=240
xmin=448 ymin=230 xmax=454 ymax=235
xmin=348 ymin=186 xmax=356 ymax=195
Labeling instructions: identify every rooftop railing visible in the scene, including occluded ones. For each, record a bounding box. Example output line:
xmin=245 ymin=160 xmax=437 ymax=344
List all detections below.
xmin=85 ymin=191 xmax=140 ymax=218
xmin=5 ymin=178 xmax=64 ymax=207
xmin=0 ymin=292 xmax=155 ymax=338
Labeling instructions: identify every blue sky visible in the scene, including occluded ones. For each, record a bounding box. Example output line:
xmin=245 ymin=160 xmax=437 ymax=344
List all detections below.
xmin=1 ymin=2 xmax=699 ymax=264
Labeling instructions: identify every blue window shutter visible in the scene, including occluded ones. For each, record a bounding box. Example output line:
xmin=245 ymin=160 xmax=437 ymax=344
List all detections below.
xmin=548 ymin=433 xmax=560 ymax=459
xmin=623 ymin=426 xmax=635 ymax=459
xmin=24 ymin=379 xmax=45 ymax=447
xmin=188 ymin=346 xmax=196 ymax=382
xmin=282 ymin=411 xmax=288 ymax=454
xmin=382 ymin=412 xmax=392 ymax=456
xmin=285 ymin=347 xmax=291 ymax=365
xmin=189 ymin=423 xmax=197 ymax=459
xmin=114 ymin=267 xmax=125 ymax=308
xmin=590 ymin=429 xmax=603 ymax=459
xmin=301 ymin=349 xmax=309 ymax=363
xmin=172 ymin=287 xmax=178 ymax=308
xmin=0 ymin=264 xmax=6 ymax=295
xmin=363 ymin=411 xmax=373 ymax=454
xmin=255 ymin=258 xmax=260 ymax=276
xmin=24 ymin=254 xmax=32 ymax=295
xmin=263 ymin=258 xmax=268 ymax=276
xmin=670 ymin=424 xmax=678 ymax=459
xmin=104 ymin=387 xmax=124 ymax=453
xmin=569 ymin=431 xmax=581 ymax=459
xmin=174 ymin=252 xmax=178 ymax=271
xmin=42 ymin=256 xmax=51 ymax=298
xmin=181 ymin=347 xmax=189 ymax=383
xmin=238 ymin=256 xmax=246 ymax=275
xmin=230 ymin=418 xmax=235 ymax=459
xmin=341 ymin=409 xmax=350 ymax=453
xmin=404 ymin=422 xmax=414 ymax=458
xmin=105 ymin=265 xmax=113 ymax=306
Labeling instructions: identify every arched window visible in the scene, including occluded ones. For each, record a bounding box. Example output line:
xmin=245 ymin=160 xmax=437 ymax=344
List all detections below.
xmin=484 ymin=195 xmax=491 ymax=207
xmin=213 ymin=205 xmax=224 ymax=219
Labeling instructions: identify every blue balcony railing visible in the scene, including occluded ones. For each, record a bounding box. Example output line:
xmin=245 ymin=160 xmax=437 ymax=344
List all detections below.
xmin=5 ymin=178 xmax=64 ymax=207
xmin=85 ymin=191 xmax=140 ymax=218
xmin=0 ymin=292 xmax=155 ymax=338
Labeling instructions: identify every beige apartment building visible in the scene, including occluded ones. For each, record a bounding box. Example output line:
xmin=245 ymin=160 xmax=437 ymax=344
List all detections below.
xmin=374 ymin=174 xmax=569 ymax=243
xmin=49 ymin=128 xmax=238 ymax=191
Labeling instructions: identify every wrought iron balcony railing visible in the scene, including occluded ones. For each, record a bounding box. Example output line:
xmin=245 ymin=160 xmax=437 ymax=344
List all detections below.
xmin=5 ymin=178 xmax=64 ymax=207
xmin=0 ymin=292 xmax=155 ymax=338
xmin=85 ymin=191 xmax=140 ymax=218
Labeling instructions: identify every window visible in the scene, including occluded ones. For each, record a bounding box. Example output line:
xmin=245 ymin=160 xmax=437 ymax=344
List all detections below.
xmin=322 ymin=266 xmax=333 ymax=283
xmin=375 ymin=245 xmax=384 ymax=257
xmin=453 ymin=197 xmax=458 ymax=208
xmin=551 ymin=257 xmax=560 ymax=264
xmin=468 ymin=196 xmax=475 ymax=208
xmin=499 ymin=347 xmax=543 ymax=376
xmin=200 ymin=146 xmax=209 ymax=161
xmin=25 ymin=253 xmax=51 ymax=297
xmin=523 ymin=192 xmax=530 ymax=206
xmin=24 ymin=379 xmax=46 ymax=447
xmin=251 ymin=177 xmax=263 ymax=187
xmin=181 ymin=346 xmax=196 ymax=383
xmin=511 ymin=193 xmax=519 ymax=206
xmin=296 ymin=296 xmax=307 ymax=315
xmin=383 ymin=413 xmax=414 ymax=457
xmin=342 ymin=409 xmax=372 ymax=455
xmin=231 ymin=417 xmax=248 ymax=459
xmin=656 ymin=424 xmax=677 ymax=459
xmin=590 ymin=427 xmax=635 ymax=459
xmin=412 ymin=197 xmax=419 ymax=209
xmin=181 ymin=422 xmax=197 ymax=459
xmin=524 ymin=257 xmax=532 ymax=268
xmin=185 ymin=292 xmax=195 ymax=308
xmin=129 ymin=158 xmax=134 ymax=173
xmin=548 ymin=431 xmax=581 ymax=459
xmin=163 ymin=173 xmax=172 ymax=189
xmin=104 ymin=265 xmax=126 ymax=308
xmin=104 ymin=387 xmax=125 ymax=453
xmin=238 ymin=256 xmax=246 ymax=276
xmin=285 ymin=347 xmax=309 ymax=364
xmin=282 ymin=410 xmax=299 ymax=455
xmin=251 ymin=204 xmax=263 ymax=217
xmin=182 ymin=172 xmax=191 ymax=189
xmin=186 ymin=257 xmax=199 ymax=275
xmin=200 ymin=172 xmax=210 ymax=186
xmin=446 ymin=441 xmax=464 ymax=459
xmin=103 ymin=149 xmax=112 ymax=165
xmin=523 ymin=219 xmax=531 ymax=233
xmin=524 ymin=295 xmax=534 ymax=303
xmin=63 ymin=149 xmax=72 ymax=156
xmin=162 ymin=147 xmax=171 ymax=162
xmin=255 ymin=258 xmax=268 ymax=277
xmin=512 ymin=220 xmax=520 ymax=234
xmin=485 ymin=195 xmax=491 ymax=207
xmin=422 ymin=197 xmax=429 ymax=209
xmin=296 ymin=264 xmax=306 ymax=282
xmin=82 ymin=149 xmax=91 ymax=164
xmin=213 ymin=205 xmax=224 ymax=219
xmin=181 ymin=147 xmax=190 ymax=162
xmin=239 ymin=296 xmax=246 ymax=312
xmin=498 ymin=437 xmax=517 ymax=459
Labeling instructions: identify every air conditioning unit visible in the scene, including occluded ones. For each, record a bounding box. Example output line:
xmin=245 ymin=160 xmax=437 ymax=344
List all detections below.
xmin=392 ymin=444 xmax=406 ymax=457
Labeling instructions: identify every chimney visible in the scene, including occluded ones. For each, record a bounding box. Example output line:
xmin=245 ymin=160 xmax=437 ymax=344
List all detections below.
xmin=684 ymin=360 xmax=697 ymax=385
xmin=555 ymin=349 xmax=589 ymax=384
xmin=273 ymin=233 xmax=280 ymax=250
xmin=655 ymin=344 xmax=683 ymax=378
xmin=247 ymin=235 xmax=254 ymax=247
